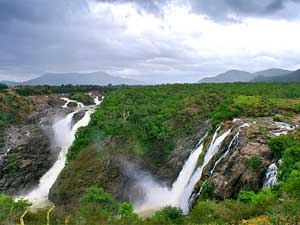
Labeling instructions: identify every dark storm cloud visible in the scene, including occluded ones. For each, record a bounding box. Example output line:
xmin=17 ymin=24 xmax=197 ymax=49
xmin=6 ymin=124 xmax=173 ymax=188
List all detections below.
xmin=94 ymin=0 xmax=300 ymax=20
xmin=96 ymin=0 xmax=162 ymax=14
xmin=0 ymin=0 xmax=300 ymax=83
xmin=189 ymin=0 xmax=300 ymax=21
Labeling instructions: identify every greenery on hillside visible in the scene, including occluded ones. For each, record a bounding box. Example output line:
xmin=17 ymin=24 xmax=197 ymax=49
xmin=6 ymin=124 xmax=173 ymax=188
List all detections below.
xmin=0 ymin=83 xmax=8 ymax=92
xmin=67 ymin=83 xmax=300 ymax=164
xmin=1 ymin=83 xmax=300 ymax=224
xmin=68 ymin=93 xmax=94 ymax=105
xmin=14 ymin=84 xmax=119 ymax=96
xmin=0 ymin=91 xmax=34 ymax=148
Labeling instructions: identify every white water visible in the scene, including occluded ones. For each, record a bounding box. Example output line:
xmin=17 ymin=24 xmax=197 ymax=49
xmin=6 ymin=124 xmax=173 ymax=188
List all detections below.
xmin=61 ymin=97 xmax=84 ymax=108
xmin=135 ymin=134 xmax=207 ymax=215
xmin=180 ymin=128 xmax=231 ymax=214
xmin=263 ymin=163 xmax=278 ymax=188
xmin=20 ymin=96 xmax=102 ymax=207
xmin=210 ymin=123 xmax=250 ymax=175
xmin=0 ymin=148 xmax=11 ymax=161
xmin=273 ymin=121 xmax=297 ymax=136
xmin=135 ymin=126 xmax=232 ymax=215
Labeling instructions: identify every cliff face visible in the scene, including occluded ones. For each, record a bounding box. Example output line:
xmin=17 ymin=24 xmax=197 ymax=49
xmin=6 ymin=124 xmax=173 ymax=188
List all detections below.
xmin=194 ymin=118 xmax=297 ymax=201
xmin=49 ymin=122 xmax=211 ymax=205
xmin=0 ymin=95 xmax=69 ymax=194
xmin=50 ymin=117 xmax=298 ymax=209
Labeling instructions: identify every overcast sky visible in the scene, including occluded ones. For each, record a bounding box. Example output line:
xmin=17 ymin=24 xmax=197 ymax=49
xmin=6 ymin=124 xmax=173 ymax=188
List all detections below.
xmin=1 ymin=0 xmax=300 ymax=83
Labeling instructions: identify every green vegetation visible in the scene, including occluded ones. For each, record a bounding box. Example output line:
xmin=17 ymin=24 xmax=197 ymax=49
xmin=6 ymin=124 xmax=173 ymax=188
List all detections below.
xmin=14 ymin=84 xmax=119 ymax=96
xmin=69 ymin=92 xmax=94 ymax=105
xmin=0 ymin=188 xmax=186 ymax=225
xmin=188 ymin=129 xmax=300 ymax=224
xmin=0 ymin=83 xmax=8 ymax=92
xmin=248 ymin=155 xmax=263 ymax=171
xmin=2 ymin=83 xmax=300 ymax=224
xmin=0 ymin=91 xmax=34 ymax=148
xmin=0 ymin=193 xmax=30 ymax=224
xmin=67 ymin=83 xmax=300 ymax=164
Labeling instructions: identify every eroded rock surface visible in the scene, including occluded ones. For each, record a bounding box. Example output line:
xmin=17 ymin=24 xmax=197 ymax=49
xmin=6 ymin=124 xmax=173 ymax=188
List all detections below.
xmin=196 ymin=118 xmax=297 ymax=200
xmin=0 ymin=94 xmax=69 ymax=194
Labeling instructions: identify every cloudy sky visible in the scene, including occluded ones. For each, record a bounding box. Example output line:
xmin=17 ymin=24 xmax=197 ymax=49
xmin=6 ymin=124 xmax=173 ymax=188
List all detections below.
xmin=1 ymin=0 xmax=300 ymax=83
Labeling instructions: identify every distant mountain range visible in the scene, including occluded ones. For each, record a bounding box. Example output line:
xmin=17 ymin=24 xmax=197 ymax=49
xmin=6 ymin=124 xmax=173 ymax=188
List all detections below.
xmin=1 ymin=71 xmax=144 ymax=86
xmin=198 ymin=68 xmax=296 ymax=83
xmin=252 ymin=69 xmax=300 ymax=82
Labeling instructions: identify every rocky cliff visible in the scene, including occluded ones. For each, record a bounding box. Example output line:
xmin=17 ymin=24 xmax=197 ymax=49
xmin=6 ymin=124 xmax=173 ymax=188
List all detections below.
xmin=49 ymin=121 xmax=211 ymax=205
xmin=49 ymin=116 xmax=298 ymax=211
xmin=0 ymin=95 xmax=70 ymax=194
xmin=191 ymin=118 xmax=298 ymax=202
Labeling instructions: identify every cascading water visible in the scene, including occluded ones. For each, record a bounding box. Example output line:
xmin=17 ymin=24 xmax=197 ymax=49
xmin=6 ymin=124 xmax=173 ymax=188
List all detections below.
xmin=61 ymin=97 xmax=84 ymax=108
xmin=19 ymin=96 xmax=102 ymax=207
xmin=263 ymin=163 xmax=278 ymax=188
xmin=210 ymin=123 xmax=250 ymax=175
xmin=273 ymin=121 xmax=297 ymax=136
xmin=135 ymin=134 xmax=207 ymax=215
xmin=0 ymin=148 xmax=11 ymax=162
xmin=135 ymin=126 xmax=232 ymax=215
xmin=180 ymin=128 xmax=231 ymax=214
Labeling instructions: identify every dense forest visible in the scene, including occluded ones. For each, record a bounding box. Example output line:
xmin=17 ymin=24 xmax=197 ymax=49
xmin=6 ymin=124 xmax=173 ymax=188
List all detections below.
xmin=1 ymin=83 xmax=300 ymax=224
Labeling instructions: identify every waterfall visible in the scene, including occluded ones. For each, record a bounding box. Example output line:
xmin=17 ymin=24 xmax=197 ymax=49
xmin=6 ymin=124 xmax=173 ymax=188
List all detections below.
xmin=263 ymin=163 xmax=278 ymax=188
xmin=0 ymin=148 xmax=11 ymax=162
xmin=135 ymin=126 xmax=232 ymax=215
xmin=135 ymin=134 xmax=207 ymax=215
xmin=210 ymin=123 xmax=250 ymax=175
xmin=180 ymin=128 xmax=231 ymax=214
xmin=19 ymin=96 xmax=102 ymax=207
xmin=61 ymin=97 xmax=84 ymax=108
xmin=273 ymin=121 xmax=297 ymax=136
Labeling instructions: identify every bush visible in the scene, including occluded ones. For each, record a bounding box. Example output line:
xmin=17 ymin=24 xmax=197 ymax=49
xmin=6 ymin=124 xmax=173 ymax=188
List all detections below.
xmin=148 ymin=206 xmax=184 ymax=225
xmin=118 ymin=202 xmax=138 ymax=219
xmin=281 ymin=146 xmax=300 ymax=179
xmin=80 ymin=187 xmax=118 ymax=212
xmin=281 ymin=170 xmax=300 ymax=197
xmin=239 ymin=191 xmax=256 ymax=203
xmin=0 ymin=193 xmax=31 ymax=224
xmin=248 ymin=155 xmax=263 ymax=171
xmin=268 ymin=136 xmax=295 ymax=160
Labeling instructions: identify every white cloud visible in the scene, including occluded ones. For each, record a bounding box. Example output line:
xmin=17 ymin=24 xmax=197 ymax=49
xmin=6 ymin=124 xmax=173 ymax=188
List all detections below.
xmin=1 ymin=0 xmax=300 ymax=83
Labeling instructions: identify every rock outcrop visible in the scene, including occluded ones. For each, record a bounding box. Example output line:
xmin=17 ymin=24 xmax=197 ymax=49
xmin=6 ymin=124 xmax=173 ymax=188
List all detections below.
xmin=193 ymin=118 xmax=297 ymax=201
xmin=0 ymin=125 xmax=54 ymax=194
xmin=49 ymin=122 xmax=211 ymax=205
xmin=0 ymin=94 xmax=69 ymax=194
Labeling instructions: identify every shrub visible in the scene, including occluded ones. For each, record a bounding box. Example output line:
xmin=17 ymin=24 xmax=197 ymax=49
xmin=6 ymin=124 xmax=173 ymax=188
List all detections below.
xmin=239 ymin=191 xmax=256 ymax=203
xmin=248 ymin=155 xmax=263 ymax=171
xmin=148 ymin=206 xmax=184 ymax=225
xmin=281 ymin=170 xmax=300 ymax=198
xmin=281 ymin=146 xmax=300 ymax=179
xmin=268 ymin=136 xmax=295 ymax=160
xmin=0 ymin=193 xmax=31 ymax=224
xmin=80 ymin=187 xmax=118 ymax=212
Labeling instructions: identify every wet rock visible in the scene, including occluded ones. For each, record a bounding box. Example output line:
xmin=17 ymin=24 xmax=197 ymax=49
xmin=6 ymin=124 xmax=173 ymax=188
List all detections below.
xmin=49 ymin=121 xmax=211 ymax=206
xmin=154 ymin=120 xmax=211 ymax=184
xmin=197 ymin=119 xmax=287 ymax=200
xmin=67 ymin=102 xmax=78 ymax=108
xmin=0 ymin=126 xmax=53 ymax=194
xmin=0 ymin=94 xmax=71 ymax=195
xmin=72 ymin=110 xmax=86 ymax=127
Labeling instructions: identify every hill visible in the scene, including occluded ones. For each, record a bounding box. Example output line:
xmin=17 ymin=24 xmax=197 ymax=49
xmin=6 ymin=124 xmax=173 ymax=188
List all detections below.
xmin=252 ymin=69 xmax=300 ymax=82
xmin=1 ymin=71 xmax=144 ymax=86
xmin=198 ymin=70 xmax=253 ymax=83
xmin=199 ymin=68 xmax=292 ymax=83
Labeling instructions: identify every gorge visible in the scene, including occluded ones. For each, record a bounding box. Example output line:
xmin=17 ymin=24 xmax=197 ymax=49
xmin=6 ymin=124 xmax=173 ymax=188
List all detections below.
xmin=1 ymin=83 xmax=300 ymax=224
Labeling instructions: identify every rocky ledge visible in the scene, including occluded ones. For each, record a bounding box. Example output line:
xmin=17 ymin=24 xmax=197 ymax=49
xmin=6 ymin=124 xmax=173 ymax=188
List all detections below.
xmin=193 ymin=118 xmax=298 ymax=201
xmin=0 ymin=94 xmax=71 ymax=194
